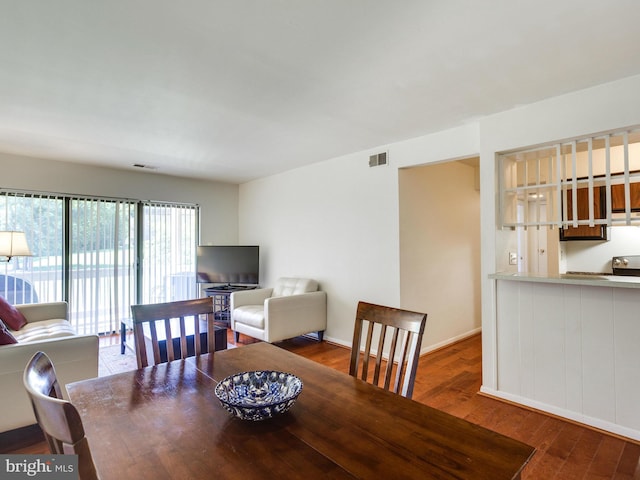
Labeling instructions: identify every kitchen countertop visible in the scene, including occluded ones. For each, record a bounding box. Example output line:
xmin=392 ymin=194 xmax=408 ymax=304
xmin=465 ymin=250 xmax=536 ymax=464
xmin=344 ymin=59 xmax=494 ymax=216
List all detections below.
xmin=489 ymin=272 xmax=640 ymax=289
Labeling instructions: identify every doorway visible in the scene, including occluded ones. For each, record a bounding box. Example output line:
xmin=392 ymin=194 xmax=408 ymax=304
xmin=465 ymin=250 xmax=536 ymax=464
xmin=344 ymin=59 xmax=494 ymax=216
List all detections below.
xmin=516 ymin=199 xmax=549 ymax=275
xmin=398 ymin=157 xmax=482 ymax=350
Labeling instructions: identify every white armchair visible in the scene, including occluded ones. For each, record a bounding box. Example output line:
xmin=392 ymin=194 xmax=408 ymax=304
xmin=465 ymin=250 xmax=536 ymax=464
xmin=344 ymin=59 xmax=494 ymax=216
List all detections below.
xmin=230 ymin=277 xmax=326 ymax=343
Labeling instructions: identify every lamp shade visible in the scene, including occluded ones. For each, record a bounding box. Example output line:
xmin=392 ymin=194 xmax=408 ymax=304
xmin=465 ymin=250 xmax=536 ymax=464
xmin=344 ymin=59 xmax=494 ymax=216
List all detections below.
xmin=0 ymin=231 xmax=32 ymax=260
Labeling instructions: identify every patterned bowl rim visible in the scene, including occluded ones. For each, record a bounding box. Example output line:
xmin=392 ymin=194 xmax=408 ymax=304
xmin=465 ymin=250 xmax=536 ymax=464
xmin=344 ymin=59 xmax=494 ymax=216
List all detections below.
xmin=214 ymin=370 xmax=303 ymax=408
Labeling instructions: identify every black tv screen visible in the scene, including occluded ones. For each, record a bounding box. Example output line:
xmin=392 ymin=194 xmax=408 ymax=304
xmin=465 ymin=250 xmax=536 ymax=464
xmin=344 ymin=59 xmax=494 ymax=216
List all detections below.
xmin=196 ymin=246 xmax=259 ymax=285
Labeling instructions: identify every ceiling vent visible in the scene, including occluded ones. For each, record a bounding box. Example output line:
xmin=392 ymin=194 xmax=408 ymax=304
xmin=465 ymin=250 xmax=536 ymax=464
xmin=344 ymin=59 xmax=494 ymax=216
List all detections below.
xmin=369 ymin=151 xmax=388 ymax=167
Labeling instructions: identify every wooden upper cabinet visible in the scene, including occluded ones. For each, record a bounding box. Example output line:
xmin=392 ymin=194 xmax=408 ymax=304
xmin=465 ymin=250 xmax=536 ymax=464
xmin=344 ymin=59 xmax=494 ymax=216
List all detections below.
xmin=611 ymin=183 xmax=640 ymax=212
xmin=560 ymin=186 xmax=607 ymax=240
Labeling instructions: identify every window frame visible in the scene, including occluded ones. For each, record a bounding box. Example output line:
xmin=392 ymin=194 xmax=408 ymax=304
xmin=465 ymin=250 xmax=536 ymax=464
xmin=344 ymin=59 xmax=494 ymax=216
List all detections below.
xmin=0 ymin=189 xmax=199 ymax=334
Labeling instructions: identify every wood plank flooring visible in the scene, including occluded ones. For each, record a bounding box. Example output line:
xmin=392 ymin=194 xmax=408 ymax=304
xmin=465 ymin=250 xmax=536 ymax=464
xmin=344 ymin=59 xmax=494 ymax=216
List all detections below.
xmin=278 ymin=334 xmax=640 ymax=479
xmin=4 ymin=333 xmax=640 ymax=479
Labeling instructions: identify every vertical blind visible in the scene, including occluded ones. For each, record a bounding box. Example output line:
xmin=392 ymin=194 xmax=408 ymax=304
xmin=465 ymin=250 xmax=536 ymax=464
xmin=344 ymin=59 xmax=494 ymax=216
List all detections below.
xmin=69 ymin=198 xmax=137 ymax=335
xmin=140 ymin=202 xmax=198 ymax=305
xmin=0 ymin=193 xmax=64 ymax=304
xmin=0 ymin=190 xmax=198 ymax=335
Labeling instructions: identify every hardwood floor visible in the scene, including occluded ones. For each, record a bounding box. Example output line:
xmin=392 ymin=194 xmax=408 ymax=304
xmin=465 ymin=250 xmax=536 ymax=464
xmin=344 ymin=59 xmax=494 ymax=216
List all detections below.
xmin=279 ymin=334 xmax=640 ymax=479
xmin=4 ymin=333 xmax=640 ymax=479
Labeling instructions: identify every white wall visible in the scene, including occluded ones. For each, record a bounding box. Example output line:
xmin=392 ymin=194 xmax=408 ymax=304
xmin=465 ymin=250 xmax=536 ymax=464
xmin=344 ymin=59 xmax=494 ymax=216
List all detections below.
xmin=0 ymin=152 xmax=239 ymax=244
xmin=563 ymin=226 xmax=640 ymax=272
xmin=479 ymin=73 xmax=640 ymax=390
xmin=239 ymin=73 xmax=640 ymax=385
xmin=239 ymin=153 xmax=401 ymax=345
xmin=399 ymin=161 xmax=481 ymax=350
xmin=239 ymin=123 xmax=480 ymax=348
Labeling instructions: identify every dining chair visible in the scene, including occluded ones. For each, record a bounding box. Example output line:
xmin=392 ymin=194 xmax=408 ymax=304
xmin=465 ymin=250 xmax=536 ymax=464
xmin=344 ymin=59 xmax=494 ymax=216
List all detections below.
xmin=349 ymin=301 xmax=427 ymax=399
xmin=131 ymin=297 xmax=216 ymax=368
xmin=23 ymin=351 xmax=99 ymax=480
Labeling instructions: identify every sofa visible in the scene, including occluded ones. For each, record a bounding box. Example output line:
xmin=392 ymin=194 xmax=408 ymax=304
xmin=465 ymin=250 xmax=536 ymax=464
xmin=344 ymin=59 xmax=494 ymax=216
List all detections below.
xmin=230 ymin=277 xmax=327 ymax=343
xmin=0 ymin=301 xmax=99 ymax=433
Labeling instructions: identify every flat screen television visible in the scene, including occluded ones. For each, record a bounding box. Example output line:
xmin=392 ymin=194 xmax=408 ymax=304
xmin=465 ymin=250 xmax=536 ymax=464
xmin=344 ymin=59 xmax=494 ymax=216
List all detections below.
xmin=196 ymin=245 xmax=259 ymax=285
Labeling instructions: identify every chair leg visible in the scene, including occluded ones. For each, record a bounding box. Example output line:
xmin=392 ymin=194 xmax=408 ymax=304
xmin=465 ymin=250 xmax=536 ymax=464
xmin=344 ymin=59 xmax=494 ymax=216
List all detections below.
xmin=234 ymin=331 xmax=240 ymax=342
xmin=120 ymin=322 xmax=126 ymax=354
xmin=318 ymin=331 xmax=324 ymax=342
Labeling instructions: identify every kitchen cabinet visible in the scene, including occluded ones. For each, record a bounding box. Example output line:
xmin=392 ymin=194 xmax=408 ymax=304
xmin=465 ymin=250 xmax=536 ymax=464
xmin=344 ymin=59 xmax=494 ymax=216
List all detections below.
xmin=560 ymin=186 xmax=607 ymax=240
xmin=611 ymin=183 xmax=640 ymax=212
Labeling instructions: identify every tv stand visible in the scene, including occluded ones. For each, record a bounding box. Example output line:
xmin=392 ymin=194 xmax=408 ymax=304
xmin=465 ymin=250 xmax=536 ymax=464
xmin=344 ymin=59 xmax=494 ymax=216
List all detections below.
xmin=204 ymin=284 xmax=257 ymax=324
xmin=205 ymin=284 xmax=254 ymax=292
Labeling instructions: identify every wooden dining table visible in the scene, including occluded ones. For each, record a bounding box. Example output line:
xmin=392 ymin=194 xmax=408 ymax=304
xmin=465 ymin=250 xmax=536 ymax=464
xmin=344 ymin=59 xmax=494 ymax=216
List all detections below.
xmin=67 ymin=342 xmax=534 ymax=479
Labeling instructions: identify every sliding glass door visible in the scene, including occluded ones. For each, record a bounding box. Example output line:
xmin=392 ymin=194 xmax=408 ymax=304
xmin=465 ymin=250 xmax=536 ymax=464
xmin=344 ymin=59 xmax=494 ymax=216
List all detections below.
xmin=0 ymin=191 xmax=198 ymax=335
xmin=0 ymin=193 xmax=64 ymax=304
xmin=140 ymin=202 xmax=198 ymax=305
xmin=69 ymin=198 xmax=137 ymax=335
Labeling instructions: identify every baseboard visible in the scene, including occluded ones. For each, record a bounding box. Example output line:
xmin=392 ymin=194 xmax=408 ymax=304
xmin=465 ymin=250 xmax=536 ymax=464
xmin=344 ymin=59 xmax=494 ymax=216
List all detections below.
xmin=320 ymin=328 xmax=482 ymax=359
xmin=419 ymin=327 xmax=482 ymax=356
xmin=320 ymin=335 xmax=350 ymax=349
xmin=0 ymin=424 xmax=43 ymax=453
xmin=480 ymin=386 xmax=640 ymax=444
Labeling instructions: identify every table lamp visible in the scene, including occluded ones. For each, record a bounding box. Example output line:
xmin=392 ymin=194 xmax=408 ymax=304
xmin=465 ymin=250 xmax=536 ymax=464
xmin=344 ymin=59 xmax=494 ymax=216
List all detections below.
xmin=0 ymin=231 xmax=32 ymax=262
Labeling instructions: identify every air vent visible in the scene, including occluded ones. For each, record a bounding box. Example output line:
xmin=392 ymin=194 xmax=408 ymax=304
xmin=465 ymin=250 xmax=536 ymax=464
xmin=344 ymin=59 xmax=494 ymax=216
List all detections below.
xmin=369 ymin=151 xmax=388 ymax=167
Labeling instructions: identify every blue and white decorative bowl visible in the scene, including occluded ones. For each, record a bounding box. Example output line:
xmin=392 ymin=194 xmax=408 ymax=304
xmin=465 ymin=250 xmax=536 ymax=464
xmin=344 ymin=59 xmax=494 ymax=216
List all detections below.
xmin=215 ymin=370 xmax=303 ymax=421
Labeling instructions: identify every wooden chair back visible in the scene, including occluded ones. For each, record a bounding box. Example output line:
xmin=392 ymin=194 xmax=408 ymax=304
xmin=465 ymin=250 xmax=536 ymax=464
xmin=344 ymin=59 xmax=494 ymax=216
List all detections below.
xmin=23 ymin=351 xmax=99 ymax=480
xmin=131 ymin=297 xmax=216 ymax=368
xmin=349 ymin=301 xmax=427 ymax=399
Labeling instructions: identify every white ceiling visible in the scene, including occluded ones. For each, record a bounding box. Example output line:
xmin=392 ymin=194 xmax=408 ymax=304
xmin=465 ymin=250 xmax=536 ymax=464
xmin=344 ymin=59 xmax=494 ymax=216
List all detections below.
xmin=1 ymin=1 xmax=640 ymax=184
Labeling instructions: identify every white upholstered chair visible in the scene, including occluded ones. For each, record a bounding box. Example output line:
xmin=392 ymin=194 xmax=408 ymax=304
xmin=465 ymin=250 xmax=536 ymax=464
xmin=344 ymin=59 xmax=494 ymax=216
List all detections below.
xmin=230 ymin=277 xmax=326 ymax=343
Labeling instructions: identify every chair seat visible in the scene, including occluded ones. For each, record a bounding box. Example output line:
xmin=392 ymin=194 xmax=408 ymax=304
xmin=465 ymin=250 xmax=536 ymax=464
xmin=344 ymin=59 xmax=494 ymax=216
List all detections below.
xmin=232 ymin=305 xmax=265 ymax=329
xmin=13 ymin=319 xmax=76 ymax=343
